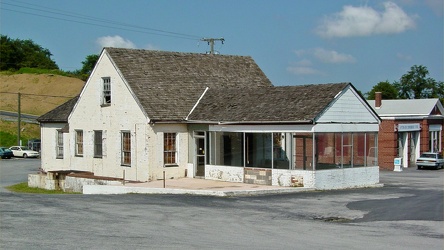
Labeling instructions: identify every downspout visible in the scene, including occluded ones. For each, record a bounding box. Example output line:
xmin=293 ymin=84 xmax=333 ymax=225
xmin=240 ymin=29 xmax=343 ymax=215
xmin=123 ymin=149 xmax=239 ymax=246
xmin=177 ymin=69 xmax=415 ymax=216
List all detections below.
xmin=185 ymin=87 xmax=209 ymax=121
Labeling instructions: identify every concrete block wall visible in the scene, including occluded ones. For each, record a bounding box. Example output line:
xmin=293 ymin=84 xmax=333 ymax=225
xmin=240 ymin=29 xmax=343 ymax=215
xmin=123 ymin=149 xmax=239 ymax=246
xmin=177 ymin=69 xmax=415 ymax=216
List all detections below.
xmin=244 ymin=168 xmax=272 ymax=185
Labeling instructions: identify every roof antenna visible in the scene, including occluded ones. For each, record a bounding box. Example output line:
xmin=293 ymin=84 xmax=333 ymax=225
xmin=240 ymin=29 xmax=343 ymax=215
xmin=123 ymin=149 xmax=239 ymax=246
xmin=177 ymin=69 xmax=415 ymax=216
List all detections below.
xmin=200 ymin=37 xmax=224 ymax=54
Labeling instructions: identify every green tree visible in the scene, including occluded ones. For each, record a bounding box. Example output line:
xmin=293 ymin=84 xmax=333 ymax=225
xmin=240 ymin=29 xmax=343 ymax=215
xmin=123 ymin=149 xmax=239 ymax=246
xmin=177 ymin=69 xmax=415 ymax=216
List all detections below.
xmin=393 ymin=65 xmax=439 ymax=99
xmin=80 ymin=54 xmax=99 ymax=75
xmin=0 ymin=35 xmax=58 ymax=70
xmin=366 ymin=81 xmax=399 ymax=100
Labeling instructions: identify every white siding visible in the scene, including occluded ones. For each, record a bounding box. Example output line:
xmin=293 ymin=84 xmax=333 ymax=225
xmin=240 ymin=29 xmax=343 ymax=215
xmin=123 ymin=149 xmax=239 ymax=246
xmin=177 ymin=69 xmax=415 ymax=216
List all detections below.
xmin=316 ymin=87 xmax=378 ymax=124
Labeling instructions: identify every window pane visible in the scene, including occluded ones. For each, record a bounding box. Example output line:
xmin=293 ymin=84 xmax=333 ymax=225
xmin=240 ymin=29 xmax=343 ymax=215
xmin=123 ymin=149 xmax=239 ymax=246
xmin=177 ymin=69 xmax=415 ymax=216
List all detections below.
xmin=316 ymin=133 xmax=336 ymax=169
xmin=246 ymin=133 xmax=272 ymax=168
xmin=94 ymin=131 xmax=102 ymax=157
xmin=76 ymin=130 xmax=83 ymax=155
xmin=273 ymin=133 xmax=290 ymax=169
xmin=164 ymin=133 xmax=177 ymax=164
xmin=121 ymin=132 xmax=131 ymax=165
xmin=294 ymin=133 xmax=313 ymax=170
xmin=211 ymin=132 xmax=243 ymax=167
xmin=57 ymin=131 xmax=63 ymax=158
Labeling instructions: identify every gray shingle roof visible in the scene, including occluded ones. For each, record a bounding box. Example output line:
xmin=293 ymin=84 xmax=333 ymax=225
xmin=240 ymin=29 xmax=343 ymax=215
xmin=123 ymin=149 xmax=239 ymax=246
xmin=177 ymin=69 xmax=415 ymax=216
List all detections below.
xmin=188 ymin=83 xmax=349 ymax=123
xmin=37 ymin=96 xmax=79 ymax=123
xmin=105 ymin=48 xmax=273 ymax=121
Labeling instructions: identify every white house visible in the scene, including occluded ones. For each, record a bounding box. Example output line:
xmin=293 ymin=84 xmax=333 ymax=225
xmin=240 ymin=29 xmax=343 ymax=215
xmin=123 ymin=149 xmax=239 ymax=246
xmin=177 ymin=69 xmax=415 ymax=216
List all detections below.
xmin=36 ymin=48 xmax=381 ymax=190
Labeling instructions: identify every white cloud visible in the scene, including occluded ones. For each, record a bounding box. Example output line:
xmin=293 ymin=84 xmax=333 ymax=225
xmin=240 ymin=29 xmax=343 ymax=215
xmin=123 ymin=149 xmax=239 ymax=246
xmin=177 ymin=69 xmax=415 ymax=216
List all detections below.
xmin=396 ymin=52 xmax=412 ymax=61
xmin=143 ymin=44 xmax=160 ymax=50
xmin=314 ymin=48 xmax=356 ymax=63
xmin=287 ymin=60 xmax=321 ymax=75
xmin=316 ymin=2 xmax=416 ymax=38
xmin=96 ymin=35 xmax=137 ymax=48
xmin=287 ymin=66 xmax=320 ymax=75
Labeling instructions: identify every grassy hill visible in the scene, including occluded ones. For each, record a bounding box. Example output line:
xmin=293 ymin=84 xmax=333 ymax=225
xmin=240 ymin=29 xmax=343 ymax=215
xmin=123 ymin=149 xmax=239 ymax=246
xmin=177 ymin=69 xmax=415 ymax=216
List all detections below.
xmin=0 ymin=73 xmax=85 ymax=147
xmin=0 ymin=73 xmax=85 ymax=115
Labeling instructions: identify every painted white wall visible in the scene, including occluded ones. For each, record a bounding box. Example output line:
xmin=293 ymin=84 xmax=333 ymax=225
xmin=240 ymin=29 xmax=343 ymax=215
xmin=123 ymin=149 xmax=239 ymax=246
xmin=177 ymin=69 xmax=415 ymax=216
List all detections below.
xmin=40 ymin=123 xmax=70 ymax=171
xmin=205 ymin=165 xmax=244 ymax=183
xmin=67 ymin=52 xmax=149 ymax=181
xmin=204 ymin=165 xmax=378 ymax=189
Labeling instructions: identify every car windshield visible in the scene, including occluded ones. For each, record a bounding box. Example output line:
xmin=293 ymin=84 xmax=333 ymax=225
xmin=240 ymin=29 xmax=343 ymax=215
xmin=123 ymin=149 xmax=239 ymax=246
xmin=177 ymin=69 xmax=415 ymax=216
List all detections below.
xmin=420 ymin=153 xmax=436 ymax=158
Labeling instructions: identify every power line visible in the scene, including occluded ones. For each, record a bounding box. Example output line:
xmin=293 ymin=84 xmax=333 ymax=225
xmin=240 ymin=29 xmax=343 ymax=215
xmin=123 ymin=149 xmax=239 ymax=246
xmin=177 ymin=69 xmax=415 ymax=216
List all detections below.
xmin=1 ymin=0 xmax=202 ymax=40
xmin=0 ymin=91 xmax=75 ymax=99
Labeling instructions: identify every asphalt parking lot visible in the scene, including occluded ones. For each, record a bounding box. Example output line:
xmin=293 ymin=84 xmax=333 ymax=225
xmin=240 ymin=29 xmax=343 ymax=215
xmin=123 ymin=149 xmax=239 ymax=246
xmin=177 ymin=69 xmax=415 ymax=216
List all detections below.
xmin=0 ymin=158 xmax=443 ymax=250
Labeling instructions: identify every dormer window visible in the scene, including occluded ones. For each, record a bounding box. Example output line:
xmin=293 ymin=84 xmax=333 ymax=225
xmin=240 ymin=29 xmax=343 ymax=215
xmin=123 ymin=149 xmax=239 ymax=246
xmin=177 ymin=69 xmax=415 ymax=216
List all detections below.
xmin=102 ymin=77 xmax=111 ymax=105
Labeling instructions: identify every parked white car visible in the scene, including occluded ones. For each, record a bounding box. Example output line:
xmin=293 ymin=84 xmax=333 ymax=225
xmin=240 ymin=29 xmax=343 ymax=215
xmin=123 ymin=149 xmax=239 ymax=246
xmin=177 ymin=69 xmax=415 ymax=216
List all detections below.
xmin=9 ymin=146 xmax=40 ymax=158
xmin=416 ymin=152 xmax=444 ymax=170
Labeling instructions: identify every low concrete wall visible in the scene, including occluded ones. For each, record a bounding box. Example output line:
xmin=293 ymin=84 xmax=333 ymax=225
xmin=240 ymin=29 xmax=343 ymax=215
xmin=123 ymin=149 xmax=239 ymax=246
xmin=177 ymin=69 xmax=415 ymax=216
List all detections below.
xmin=28 ymin=173 xmax=57 ymax=190
xmin=63 ymin=176 xmax=123 ymax=193
xmin=205 ymin=165 xmax=243 ymax=183
xmin=28 ymin=173 xmax=124 ymax=192
xmin=313 ymin=166 xmax=380 ymax=190
xmin=204 ymin=165 xmax=379 ymax=189
xmin=272 ymin=170 xmax=315 ymax=188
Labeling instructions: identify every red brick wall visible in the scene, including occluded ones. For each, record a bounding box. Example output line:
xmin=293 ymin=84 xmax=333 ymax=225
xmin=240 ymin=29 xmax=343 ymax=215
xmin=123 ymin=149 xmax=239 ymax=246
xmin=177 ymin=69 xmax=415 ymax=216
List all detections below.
xmin=378 ymin=118 xmax=444 ymax=170
xmin=378 ymin=120 xmax=398 ymax=170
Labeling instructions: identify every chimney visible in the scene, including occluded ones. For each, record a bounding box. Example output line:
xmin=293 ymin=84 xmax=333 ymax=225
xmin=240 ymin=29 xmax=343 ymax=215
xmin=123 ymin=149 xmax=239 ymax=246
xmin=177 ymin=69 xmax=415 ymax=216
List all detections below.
xmin=375 ymin=92 xmax=382 ymax=108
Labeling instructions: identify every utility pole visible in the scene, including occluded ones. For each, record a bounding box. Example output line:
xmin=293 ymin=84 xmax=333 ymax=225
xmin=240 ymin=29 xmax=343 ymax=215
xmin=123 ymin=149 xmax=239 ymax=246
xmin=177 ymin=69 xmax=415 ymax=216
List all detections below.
xmin=201 ymin=37 xmax=224 ymax=54
xmin=17 ymin=92 xmax=21 ymax=146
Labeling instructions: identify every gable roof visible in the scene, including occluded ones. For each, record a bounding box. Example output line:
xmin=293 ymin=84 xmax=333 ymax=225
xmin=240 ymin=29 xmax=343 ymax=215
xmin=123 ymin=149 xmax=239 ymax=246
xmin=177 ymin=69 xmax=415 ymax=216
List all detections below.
xmin=188 ymin=83 xmax=349 ymax=123
xmin=368 ymin=98 xmax=444 ymax=117
xmin=37 ymin=96 xmax=79 ymax=123
xmin=105 ymin=48 xmax=272 ymax=121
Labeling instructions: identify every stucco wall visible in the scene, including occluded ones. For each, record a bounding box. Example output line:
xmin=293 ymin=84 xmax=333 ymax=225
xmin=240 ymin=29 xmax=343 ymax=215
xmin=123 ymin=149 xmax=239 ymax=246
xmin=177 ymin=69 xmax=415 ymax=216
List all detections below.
xmin=40 ymin=123 xmax=70 ymax=172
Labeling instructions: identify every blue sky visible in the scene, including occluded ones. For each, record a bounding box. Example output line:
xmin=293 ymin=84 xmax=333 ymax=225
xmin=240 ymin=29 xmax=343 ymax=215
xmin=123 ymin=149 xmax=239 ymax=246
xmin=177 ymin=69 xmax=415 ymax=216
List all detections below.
xmin=1 ymin=0 xmax=442 ymax=93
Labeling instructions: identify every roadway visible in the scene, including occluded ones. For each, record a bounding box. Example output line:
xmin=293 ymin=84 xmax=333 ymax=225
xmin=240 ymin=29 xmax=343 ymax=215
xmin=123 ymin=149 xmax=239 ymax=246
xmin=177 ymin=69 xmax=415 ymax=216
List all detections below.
xmin=0 ymin=159 xmax=442 ymax=249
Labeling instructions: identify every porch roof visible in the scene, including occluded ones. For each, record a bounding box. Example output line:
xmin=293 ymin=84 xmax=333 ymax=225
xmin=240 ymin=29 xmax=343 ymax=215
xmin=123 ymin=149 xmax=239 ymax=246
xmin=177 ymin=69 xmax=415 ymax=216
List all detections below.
xmin=188 ymin=83 xmax=349 ymax=123
xmin=37 ymin=96 xmax=79 ymax=123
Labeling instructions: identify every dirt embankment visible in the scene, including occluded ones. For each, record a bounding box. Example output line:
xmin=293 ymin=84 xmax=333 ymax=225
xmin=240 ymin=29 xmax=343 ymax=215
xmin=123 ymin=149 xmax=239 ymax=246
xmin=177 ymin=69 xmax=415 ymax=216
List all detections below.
xmin=0 ymin=74 xmax=85 ymax=115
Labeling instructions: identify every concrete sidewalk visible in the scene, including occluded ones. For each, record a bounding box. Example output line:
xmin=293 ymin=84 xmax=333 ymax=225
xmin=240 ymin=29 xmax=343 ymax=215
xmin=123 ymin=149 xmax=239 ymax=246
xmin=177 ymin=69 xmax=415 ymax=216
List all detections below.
xmin=83 ymin=178 xmax=316 ymax=196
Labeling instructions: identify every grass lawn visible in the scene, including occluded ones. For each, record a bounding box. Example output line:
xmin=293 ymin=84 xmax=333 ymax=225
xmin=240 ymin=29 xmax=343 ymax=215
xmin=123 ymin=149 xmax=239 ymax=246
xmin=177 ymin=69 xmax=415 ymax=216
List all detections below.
xmin=6 ymin=182 xmax=81 ymax=194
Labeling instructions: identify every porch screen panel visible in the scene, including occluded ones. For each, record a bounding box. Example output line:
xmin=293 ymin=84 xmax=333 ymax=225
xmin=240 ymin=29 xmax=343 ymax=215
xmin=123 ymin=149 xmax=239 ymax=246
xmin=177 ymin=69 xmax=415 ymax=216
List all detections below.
xmin=366 ymin=133 xmax=378 ymax=166
xmin=245 ymin=133 xmax=272 ymax=168
xmin=353 ymin=133 xmax=366 ymax=167
xmin=294 ymin=133 xmax=313 ymax=170
xmin=315 ymin=133 xmax=336 ymax=169
xmin=273 ymin=133 xmax=290 ymax=169
xmin=211 ymin=132 xmax=243 ymax=167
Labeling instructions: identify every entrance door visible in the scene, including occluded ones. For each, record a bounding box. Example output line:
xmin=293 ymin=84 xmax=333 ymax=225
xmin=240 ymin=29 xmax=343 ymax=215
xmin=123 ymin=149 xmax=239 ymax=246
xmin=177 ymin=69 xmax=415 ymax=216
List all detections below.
xmin=195 ymin=133 xmax=205 ymax=177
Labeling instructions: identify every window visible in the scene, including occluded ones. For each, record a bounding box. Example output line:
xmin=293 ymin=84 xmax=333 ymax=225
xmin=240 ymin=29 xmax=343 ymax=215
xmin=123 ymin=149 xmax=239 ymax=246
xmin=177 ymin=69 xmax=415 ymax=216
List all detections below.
xmin=121 ymin=131 xmax=131 ymax=165
xmin=164 ymin=133 xmax=177 ymax=165
xmin=102 ymin=77 xmax=111 ymax=105
xmin=75 ymin=130 xmax=83 ymax=156
xmin=429 ymin=130 xmax=441 ymax=153
xmin=56 ymin=130 xmax=63 ymax=158
xmin=94 ymin=130 xmax=103 ymax=158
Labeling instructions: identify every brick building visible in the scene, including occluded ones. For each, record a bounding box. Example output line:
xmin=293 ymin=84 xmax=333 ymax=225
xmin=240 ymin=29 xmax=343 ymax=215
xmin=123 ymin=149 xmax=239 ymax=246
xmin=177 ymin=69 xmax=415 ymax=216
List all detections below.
xmin=369 ymin=92 xmax=444 ymax=170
